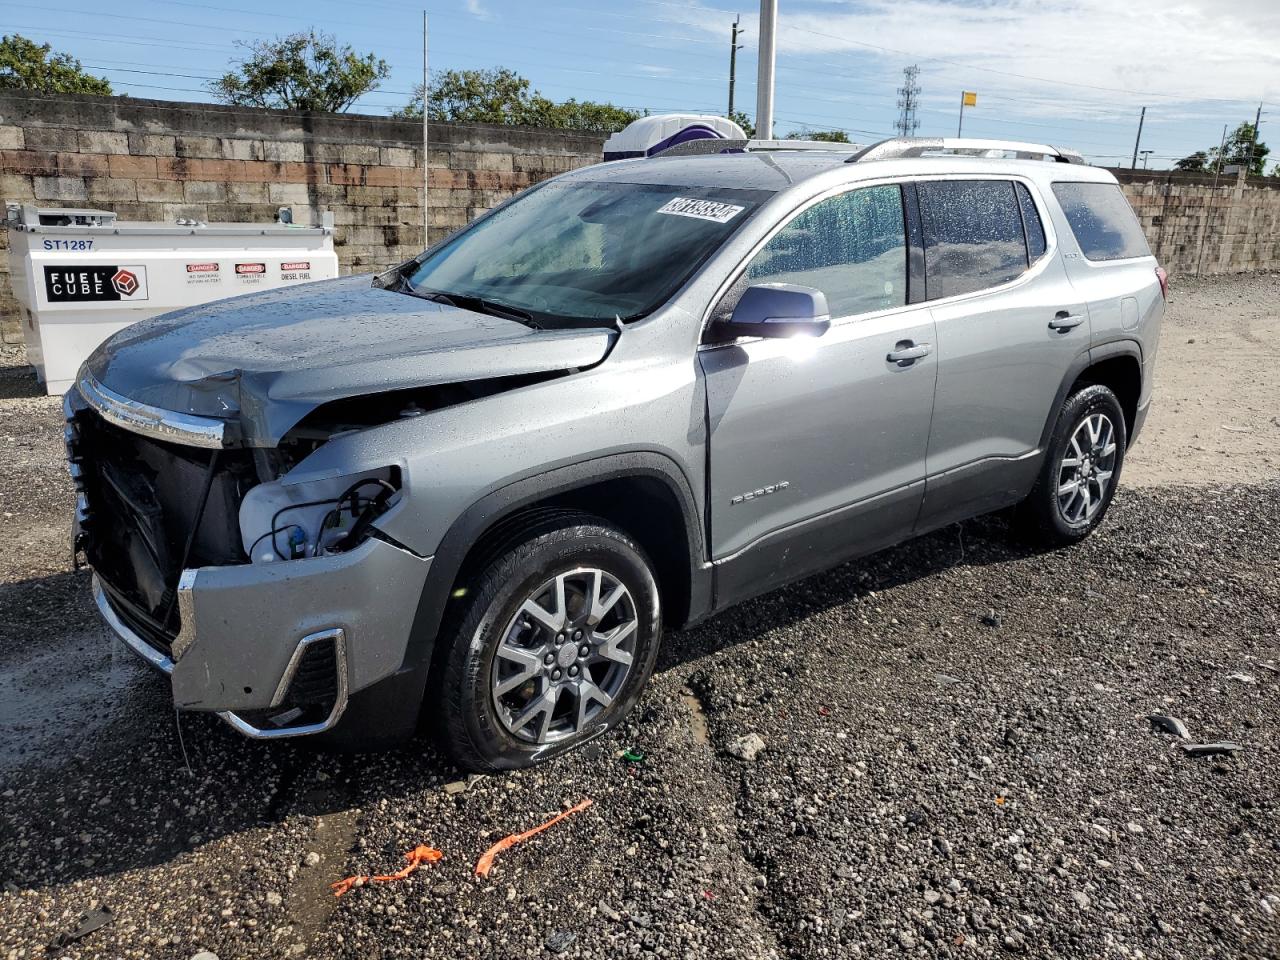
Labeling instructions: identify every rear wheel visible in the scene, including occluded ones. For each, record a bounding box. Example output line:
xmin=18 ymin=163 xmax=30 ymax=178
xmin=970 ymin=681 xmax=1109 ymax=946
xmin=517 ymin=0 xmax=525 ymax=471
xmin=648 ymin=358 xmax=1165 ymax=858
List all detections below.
xmin=439 ymin=514 xmax=661 ymax=771
xmin=1015 ymin=384 xmax=1127 ymax=546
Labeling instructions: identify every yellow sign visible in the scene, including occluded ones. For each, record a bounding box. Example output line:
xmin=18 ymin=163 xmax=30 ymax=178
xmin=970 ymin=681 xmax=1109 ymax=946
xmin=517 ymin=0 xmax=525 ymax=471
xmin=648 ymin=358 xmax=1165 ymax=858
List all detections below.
xmin=962 ymin=91 xmax=978 ymax=106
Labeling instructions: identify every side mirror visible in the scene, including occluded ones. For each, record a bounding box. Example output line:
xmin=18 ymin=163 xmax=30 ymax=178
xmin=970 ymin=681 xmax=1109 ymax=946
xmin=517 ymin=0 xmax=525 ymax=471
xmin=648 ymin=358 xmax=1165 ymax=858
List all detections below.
xmin=719 ymin=283 xmax=831 ymax=339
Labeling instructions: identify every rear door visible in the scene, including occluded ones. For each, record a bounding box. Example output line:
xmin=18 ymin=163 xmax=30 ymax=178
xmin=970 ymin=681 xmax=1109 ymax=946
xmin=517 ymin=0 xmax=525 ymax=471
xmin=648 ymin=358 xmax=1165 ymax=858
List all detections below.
xmin=698 ymin=183 xmax=938 ymax=605
xmin=916 ymin=177 xmax=1091 ymax=530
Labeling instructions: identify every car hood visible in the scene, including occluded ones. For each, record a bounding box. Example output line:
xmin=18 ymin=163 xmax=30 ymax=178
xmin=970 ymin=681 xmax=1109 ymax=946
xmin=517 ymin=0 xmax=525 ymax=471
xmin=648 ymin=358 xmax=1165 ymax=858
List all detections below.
xmin=84 ymin=276 xmax=616 ymax=446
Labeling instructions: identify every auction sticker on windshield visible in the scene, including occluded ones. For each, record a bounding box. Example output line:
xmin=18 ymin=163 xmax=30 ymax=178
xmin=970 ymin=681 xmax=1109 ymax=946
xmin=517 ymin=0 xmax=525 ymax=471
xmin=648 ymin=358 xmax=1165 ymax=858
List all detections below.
xmin=656 ymin=197 xmax=745 ymax=224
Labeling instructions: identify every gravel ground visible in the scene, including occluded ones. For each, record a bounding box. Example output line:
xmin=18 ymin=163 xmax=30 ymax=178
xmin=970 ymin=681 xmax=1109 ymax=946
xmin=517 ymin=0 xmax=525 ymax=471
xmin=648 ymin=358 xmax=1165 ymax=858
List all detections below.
xmin=1 ymin=275 xmax=1278 ymax=960
xmin=1123 ymin=273 xmax=1280 ymax=487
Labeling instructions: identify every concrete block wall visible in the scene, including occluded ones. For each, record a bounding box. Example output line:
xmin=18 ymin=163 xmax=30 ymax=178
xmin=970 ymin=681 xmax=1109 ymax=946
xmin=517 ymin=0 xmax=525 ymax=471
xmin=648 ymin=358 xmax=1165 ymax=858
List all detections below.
xmin=1115 ymin=169 xmax=1280 ymax=276
xmin=4 ymin=91 xmax=1280 ymax=343
xmin=0 ymin=91 xmax=605 ymax=343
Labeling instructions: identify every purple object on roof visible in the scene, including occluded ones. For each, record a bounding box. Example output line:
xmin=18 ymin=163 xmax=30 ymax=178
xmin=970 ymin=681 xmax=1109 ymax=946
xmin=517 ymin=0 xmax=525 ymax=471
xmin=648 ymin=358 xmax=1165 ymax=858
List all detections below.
xmin=602 ymin=114 xmax=749 ymax=161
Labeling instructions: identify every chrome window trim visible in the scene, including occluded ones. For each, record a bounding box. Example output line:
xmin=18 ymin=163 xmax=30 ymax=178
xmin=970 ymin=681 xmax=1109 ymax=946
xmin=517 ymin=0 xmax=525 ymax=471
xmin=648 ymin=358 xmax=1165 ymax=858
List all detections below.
xmin=697 ymin=172 xmax=1063 ymax=345
xmin=77 ymin=372 xmax=227 ymax=449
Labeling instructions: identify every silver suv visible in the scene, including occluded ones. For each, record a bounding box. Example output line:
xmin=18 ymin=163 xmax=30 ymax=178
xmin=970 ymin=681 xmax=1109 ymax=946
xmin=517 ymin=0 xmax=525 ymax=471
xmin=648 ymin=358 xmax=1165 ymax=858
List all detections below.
xmin=68 ymin=137 xmax=1165 ymax=770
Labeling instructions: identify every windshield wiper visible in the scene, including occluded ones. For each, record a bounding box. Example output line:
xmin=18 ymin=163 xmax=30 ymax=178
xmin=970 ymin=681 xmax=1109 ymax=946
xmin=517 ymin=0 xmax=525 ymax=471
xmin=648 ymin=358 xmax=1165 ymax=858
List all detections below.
xmin=410 ymin=286 xmax=539 ymax=328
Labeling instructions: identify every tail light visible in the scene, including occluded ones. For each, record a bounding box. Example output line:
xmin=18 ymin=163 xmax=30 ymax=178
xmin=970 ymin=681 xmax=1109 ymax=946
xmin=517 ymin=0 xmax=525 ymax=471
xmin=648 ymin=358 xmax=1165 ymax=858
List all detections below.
xmin=1155 ymin=266 xmax=1168 ymax=301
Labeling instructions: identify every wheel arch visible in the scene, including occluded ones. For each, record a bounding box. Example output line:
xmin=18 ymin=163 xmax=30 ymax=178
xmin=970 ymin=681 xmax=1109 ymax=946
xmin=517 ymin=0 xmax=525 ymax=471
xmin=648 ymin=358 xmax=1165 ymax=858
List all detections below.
xmin=402 ymin=452 xmax=711 ymax=682
xmin=1039 ymin=340 xmax=1142 ymax=452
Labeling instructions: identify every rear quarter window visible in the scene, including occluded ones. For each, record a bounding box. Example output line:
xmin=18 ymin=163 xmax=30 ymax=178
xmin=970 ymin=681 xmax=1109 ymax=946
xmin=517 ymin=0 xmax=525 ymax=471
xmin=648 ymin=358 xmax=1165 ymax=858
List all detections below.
xmin=1051 ymin=182 xmax=1150 ymax=261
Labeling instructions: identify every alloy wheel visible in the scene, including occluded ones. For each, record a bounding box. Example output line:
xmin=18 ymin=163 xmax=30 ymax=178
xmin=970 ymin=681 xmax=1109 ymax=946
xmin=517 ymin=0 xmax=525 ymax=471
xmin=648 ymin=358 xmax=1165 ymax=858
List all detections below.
xmin=1056 ymin=412 xmax=1117 ymax=526
xmin=490 ymin=567 xmax=638 ymax=744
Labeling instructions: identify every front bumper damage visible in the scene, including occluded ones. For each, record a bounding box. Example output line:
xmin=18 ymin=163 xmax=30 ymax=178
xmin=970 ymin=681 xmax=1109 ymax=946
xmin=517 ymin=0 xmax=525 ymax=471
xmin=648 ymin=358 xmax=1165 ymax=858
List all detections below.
xmin=67 ymin=374 xmax=432 ymax=739
xmin=94 ymin=532 xmax=431 ymax=738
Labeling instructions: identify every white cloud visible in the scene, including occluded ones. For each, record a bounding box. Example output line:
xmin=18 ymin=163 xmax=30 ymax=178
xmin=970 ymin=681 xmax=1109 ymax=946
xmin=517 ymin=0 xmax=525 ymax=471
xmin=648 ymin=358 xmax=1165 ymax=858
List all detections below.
xmin=659 ymin=0 xmax=1278 ymax=123
xmin=464 ymin=0 xmax=494 ymax=21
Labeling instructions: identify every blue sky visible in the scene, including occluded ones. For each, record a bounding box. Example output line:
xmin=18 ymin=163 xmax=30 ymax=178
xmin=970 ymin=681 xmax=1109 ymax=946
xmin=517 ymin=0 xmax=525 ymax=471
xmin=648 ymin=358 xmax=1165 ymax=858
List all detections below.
xmin=4 ymin=0 xmax=1277 ymax=169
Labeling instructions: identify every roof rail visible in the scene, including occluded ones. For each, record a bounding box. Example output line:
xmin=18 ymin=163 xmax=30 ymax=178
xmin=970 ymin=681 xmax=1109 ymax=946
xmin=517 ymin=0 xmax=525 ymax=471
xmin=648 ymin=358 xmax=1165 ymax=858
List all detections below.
xmin=846 ymin=137 xmax=1086 ymax=165
xmin=744 ymin=138 xmax=864 ymax=153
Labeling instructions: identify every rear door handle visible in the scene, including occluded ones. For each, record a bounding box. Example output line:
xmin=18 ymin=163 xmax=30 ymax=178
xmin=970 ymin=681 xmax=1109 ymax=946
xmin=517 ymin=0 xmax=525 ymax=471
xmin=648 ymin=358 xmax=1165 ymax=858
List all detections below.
xmin=887 ymin=340 xmax=931 ymax=366
xmin=1049 ymin=311 xmax=1086 ymax=331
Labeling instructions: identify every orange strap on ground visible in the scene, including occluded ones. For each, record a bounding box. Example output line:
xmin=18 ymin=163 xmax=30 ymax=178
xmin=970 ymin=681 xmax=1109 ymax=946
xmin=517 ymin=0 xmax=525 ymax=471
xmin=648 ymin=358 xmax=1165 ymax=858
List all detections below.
xmin=474 ymin=798 xmax=593 ymax=878
xmin=331 ymin=844 xmax=443 ymax=898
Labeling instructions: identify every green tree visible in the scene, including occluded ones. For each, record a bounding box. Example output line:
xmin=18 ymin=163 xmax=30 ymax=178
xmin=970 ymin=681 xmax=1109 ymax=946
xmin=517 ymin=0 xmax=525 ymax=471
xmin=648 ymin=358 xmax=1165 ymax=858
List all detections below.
xmin=1207 ymin=122 xmax=1269 ymax=176
xmin=0 ymin=34 xmax=111 ymax=94
xmin=396 ymin=67 xmax=640 ymax=133
xmin=785 ymin=129 xmax=851 ymax=143
xmin=210 ymin=31 xmax=388 ymax=113
xmin=396 ymin=67 xmax=531 ymax=124
xmin=1175 ymin=151 xmax=1208 ymax=173
xmin=729 ymin=109 xmax=755 ymax=138
xmin=525 ymin=96 xmax=641 ymax=134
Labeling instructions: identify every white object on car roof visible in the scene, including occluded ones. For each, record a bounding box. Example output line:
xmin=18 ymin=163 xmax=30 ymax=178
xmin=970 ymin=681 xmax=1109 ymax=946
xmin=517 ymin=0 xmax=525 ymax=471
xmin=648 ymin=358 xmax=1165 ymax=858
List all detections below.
xmin=4 ymin=203 xmax=340 ymax=395
xmin=603 ymin=113 xmax=864 ymax=162
xmin=603 ymin=114 xmax=748 ymax=161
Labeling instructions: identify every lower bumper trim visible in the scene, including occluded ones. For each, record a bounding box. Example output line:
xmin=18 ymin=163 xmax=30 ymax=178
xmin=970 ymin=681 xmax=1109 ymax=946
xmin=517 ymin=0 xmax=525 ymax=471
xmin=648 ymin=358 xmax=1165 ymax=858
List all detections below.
xmin=93 ymin=574 xmax=174 ymax=674
xmin=218 ymin=628 xmax=349 ymax=739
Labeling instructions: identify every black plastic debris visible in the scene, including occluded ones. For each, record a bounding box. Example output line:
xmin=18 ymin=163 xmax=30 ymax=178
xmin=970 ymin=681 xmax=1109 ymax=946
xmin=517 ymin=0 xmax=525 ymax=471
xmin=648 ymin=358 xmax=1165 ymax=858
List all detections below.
xmin=46 ymin=906 xmax=113 ymax=952
xmin=1179 ymin=742 xmax=1242 ymax=758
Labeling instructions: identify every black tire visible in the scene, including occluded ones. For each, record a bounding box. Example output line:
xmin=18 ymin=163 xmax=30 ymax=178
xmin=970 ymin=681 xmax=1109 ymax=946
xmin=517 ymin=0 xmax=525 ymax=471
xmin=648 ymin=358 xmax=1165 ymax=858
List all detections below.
xmin=438 ymin=513 xmax=661 ymax=772
xmin=1014 ymin=384 xmax=1128 ymax=547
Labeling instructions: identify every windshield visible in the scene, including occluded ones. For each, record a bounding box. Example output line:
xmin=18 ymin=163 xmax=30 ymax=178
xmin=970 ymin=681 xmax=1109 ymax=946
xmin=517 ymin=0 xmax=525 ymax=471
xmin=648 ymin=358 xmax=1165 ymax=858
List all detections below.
xmin=404 ymin=180 xmax=770 ymax=327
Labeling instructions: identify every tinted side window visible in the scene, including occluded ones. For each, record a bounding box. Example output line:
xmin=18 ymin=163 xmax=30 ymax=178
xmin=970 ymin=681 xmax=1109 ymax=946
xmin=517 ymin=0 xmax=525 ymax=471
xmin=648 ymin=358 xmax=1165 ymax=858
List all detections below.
xmin=744 ymin=185 xmax=906 ymax=318
xmin=1051 ymin=181 xmax=1150 ymax=261
xmin=1016 ymin=183 xmax=1047 ymax=261
xmin=919 ymin=180 xmax=1028 ymax=298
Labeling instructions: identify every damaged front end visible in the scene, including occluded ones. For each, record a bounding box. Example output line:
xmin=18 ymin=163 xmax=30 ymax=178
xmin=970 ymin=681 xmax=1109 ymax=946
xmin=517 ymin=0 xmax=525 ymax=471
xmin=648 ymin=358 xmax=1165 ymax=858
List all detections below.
xmin=66 ymin=374 xmax=428 ymax=739
xmin=69 ymin=279 xmax=617 ymax=739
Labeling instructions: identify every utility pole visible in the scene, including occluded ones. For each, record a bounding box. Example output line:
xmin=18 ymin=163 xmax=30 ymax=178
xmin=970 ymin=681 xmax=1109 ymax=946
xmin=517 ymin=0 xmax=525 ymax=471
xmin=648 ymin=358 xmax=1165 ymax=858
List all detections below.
xmin=895 ymin=65 xmax=921 ymax=138
xmin=755 ymin=0 xmax=777 ymax=140
xmin=1195 ymin=123 xmax=1229 ymax=278
xmin=422 ymin=11 xmax=430 ymax=249
xmin=1212 ymin=121 xmax=1228 ymax=175
xmin=728 ymin=15 xmax=744 ymax=118
xmin=1130 ymin=106 xmax=1146 ymax=169
xmin=1245 ymin=101 xmax=1263 ymax=176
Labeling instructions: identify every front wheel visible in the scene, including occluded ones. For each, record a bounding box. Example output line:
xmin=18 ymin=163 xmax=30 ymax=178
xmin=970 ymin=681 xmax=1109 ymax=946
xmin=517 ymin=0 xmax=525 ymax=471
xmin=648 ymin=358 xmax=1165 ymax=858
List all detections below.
xmin=1015 ymin=384 xmax=1127 ymax=546
xmin=438 ymin=514 xmax=661 ymax=771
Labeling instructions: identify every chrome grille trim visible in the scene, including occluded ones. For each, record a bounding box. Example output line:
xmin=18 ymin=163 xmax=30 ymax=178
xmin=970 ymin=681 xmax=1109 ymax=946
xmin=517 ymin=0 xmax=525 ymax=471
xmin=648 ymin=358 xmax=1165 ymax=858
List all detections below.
xmin=77 ymin=372 xmax=227 ymax=449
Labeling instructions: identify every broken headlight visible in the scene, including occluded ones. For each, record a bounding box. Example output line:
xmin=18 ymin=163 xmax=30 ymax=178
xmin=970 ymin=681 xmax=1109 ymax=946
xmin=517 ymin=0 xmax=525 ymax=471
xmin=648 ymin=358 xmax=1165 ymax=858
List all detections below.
xmin=238 ymin=467 xmax=401 ymax=564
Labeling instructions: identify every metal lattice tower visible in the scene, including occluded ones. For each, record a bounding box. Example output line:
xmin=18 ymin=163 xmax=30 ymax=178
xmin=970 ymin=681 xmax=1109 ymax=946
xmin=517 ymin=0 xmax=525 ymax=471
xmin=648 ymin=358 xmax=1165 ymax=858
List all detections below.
xmin=896 ymin=65 xmax=921 ymax=138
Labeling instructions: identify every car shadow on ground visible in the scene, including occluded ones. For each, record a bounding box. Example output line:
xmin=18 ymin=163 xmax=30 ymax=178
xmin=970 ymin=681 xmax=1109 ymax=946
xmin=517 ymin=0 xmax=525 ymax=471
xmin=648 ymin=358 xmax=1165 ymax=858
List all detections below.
xmin=0 ymin=511 xmax=1043 ymax=893
xmin=657 ymin=510 xmax=1038 ymax=674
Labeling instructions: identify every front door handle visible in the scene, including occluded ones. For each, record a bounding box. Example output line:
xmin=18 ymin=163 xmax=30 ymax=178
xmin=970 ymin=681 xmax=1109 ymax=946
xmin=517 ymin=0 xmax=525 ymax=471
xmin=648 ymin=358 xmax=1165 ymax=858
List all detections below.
xmin=1049 ymin=311 xmax=1086 ymax=331
xmin=887 ymin=340 xmax=932 ymax=366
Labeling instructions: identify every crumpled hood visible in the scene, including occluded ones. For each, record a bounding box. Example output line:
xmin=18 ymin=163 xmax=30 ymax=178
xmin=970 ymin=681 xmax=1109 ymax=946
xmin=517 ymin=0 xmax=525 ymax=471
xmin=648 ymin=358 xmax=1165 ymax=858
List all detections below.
xmin=84 ymin=275 xmax=616 ymax=445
